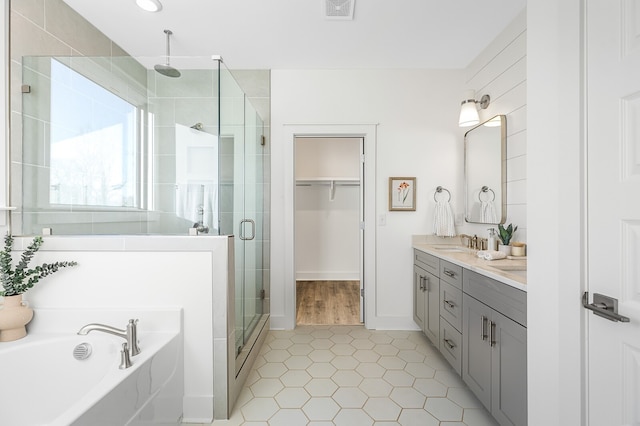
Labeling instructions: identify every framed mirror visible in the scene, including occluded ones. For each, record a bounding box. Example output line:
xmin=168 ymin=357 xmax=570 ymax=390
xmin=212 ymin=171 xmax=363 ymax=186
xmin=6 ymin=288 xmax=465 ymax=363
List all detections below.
xmin=464 ymin=115 xmax=506 ymax=224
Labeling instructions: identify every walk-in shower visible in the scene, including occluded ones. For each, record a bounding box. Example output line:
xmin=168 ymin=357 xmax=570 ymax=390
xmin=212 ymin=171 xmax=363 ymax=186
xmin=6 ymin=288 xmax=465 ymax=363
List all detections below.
xmin=16 ymin=54 xmax=269 ymax=419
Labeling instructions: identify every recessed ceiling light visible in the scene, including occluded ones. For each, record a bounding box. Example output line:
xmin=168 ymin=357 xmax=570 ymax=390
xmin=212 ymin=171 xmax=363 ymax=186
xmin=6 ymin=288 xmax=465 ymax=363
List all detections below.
xmin=136 ymin=0 xmax=162 ymax=12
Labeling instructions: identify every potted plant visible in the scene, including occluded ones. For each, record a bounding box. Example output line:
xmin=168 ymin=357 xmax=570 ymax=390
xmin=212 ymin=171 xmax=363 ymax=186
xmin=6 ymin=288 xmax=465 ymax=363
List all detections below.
xmin=0 ymin=235 xmax=77 ymax=342
xmin=497 ymin=223 xmax=518 ymax=255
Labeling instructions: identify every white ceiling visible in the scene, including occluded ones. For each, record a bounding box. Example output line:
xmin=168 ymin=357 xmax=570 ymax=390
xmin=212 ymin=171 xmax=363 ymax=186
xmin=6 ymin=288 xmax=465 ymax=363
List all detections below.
xmin=62 ymin=0 xmax=526 ymax=70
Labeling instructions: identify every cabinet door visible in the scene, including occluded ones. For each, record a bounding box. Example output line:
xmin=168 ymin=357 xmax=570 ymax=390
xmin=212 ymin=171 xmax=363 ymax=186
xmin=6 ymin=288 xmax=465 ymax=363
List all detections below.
xmin=413 ymin=264 xmax=426 ymax=330
xmin=462 ymin=293 xmax=493 ymax=411
xmin=491 ymin=311 xmax=527 ymax=426
xmin=423 ymin=272 xmax=440 ymax=344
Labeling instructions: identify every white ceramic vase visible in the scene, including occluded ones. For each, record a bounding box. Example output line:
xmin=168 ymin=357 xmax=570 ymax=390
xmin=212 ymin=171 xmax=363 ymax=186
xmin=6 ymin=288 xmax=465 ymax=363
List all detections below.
xmin=498 ymin=244 xmax=512 ymax=256
xmin=0 ymin=294 xmax=34 ymax=342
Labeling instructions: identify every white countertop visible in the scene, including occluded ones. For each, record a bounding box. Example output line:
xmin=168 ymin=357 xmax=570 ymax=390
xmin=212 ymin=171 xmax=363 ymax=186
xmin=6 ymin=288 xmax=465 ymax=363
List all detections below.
xmin=412 ymin=236 xmax=527 ymax=292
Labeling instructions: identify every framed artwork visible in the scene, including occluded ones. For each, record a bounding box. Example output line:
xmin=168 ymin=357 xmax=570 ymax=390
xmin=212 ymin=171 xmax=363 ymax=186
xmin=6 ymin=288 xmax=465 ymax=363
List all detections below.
xmin=389 ymin=177 xmax=416 ymax=211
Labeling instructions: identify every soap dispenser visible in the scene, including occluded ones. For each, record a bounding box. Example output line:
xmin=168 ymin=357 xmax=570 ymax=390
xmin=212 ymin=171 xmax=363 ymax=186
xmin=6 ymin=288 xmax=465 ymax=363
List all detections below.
xmin=487 ymin=228 xmax=497 ymax=251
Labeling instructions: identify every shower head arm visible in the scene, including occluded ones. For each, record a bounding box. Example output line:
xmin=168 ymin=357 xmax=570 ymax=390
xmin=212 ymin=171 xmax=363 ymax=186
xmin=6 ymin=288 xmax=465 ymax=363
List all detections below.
xmin=164 ymin=29 xmax=172 ymax=66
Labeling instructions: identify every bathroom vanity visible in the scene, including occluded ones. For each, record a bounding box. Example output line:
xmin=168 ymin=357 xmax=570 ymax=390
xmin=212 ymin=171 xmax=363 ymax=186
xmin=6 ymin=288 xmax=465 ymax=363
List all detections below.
xmin=413 ymin=237 xmax=527 ymax=426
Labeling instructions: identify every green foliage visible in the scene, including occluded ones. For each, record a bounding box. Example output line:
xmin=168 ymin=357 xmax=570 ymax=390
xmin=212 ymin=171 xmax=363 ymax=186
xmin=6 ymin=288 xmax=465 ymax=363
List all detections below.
xmin=0 ymin=235 xmax=77 ymax=297
xmin=497 ymin=223 xmax=518 ymax=246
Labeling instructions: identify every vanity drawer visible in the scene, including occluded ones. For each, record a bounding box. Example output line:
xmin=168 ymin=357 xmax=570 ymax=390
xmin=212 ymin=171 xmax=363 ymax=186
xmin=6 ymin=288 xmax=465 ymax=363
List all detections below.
xmin=440 ymin=280 xmax=463 ymax=332
xmin=440 ymin=319 xmax=462 ymax=375
xmin=414 ymin=250 xmax=439 ymax=276
xmin=440 ymin=260 xmax=463 ymax=289
xmin=463 ymin=269 xmax=527 ymax=327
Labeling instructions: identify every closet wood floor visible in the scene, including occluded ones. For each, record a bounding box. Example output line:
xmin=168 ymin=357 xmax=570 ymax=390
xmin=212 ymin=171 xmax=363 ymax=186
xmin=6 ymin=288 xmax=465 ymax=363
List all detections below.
xmin=296 ymin=280 xmax=361 ymax=325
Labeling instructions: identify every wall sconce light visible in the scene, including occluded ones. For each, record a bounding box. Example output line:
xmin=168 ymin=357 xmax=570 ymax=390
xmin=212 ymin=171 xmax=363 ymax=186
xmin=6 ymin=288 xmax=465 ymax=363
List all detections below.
xmin=458 ymin=90 xmax=490 ymax=127
xmin=136 ymin=0 xmax=163 ymax=12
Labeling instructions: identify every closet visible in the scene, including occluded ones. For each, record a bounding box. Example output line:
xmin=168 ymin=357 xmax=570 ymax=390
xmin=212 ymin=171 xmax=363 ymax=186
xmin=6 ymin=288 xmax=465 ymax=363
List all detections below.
xmin=295 ymin=137 xmax=363 ymax=325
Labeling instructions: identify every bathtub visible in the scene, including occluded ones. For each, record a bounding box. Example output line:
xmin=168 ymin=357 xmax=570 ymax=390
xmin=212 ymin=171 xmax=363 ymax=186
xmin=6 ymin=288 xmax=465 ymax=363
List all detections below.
xmin=0 ymin=310 xmax=183 ymax=426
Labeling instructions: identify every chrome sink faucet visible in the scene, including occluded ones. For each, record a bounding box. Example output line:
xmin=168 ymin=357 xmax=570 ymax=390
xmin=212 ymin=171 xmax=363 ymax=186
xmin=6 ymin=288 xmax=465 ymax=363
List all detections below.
xmin=77 ymin=319 xmax=140 ymax=357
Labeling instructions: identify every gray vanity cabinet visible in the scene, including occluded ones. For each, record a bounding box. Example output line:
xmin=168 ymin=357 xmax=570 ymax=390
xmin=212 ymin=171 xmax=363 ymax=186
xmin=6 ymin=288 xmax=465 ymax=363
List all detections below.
xmin=462 ymin=270 xmax=527 ymax=426
xmin=413 ymin=250 xmax=440 ymax=344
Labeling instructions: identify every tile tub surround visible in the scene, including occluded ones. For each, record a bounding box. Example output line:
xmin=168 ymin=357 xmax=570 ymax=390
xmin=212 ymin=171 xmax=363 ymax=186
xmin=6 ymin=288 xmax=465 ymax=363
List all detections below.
xmin=412 ymin=235 xmax=527 ymax=291
xmin=186 ymin=326 xmax=497 ymax=425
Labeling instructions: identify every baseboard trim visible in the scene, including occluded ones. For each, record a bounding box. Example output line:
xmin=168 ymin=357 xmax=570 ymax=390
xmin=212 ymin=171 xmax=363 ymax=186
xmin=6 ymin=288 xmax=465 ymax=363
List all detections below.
xmin=295 ymin=272 xmax=360 ymax=281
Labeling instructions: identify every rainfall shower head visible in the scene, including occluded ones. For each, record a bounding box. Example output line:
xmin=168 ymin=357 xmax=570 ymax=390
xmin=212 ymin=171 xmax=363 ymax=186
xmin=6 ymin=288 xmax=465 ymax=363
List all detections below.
xmin=154 ymin=29 xmax=181 ymax=78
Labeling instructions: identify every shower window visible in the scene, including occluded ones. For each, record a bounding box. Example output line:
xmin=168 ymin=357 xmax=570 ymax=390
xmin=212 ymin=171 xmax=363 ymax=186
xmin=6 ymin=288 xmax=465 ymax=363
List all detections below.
xmin=49 ymin=59 xmax=141 ymax=208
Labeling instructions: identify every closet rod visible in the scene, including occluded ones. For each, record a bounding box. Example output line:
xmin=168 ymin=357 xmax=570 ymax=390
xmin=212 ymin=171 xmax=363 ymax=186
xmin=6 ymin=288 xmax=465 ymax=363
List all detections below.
xmin=295 ymin=179 xmax=360 ymax=201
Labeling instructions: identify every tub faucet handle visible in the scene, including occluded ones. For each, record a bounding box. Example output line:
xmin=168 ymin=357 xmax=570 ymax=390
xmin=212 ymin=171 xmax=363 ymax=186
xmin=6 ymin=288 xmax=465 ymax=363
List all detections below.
xmin=128 ymin=319 xmax=140 ymax=356
xmin=119 ymin=342 xmax=132 ymax=369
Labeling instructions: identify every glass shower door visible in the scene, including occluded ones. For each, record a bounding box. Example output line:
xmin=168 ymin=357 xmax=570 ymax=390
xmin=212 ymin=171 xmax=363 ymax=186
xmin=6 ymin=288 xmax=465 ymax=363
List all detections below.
xmin=218 ymin=67 xmax=265 ymax=360
xmin=240 ymin=104 xmax=264 ymax=352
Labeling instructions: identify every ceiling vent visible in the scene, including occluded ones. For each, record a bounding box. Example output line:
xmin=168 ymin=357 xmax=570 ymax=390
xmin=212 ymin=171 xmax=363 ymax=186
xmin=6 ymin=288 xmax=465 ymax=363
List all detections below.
xmin=324 ymin=0 xmax=355 ymax=20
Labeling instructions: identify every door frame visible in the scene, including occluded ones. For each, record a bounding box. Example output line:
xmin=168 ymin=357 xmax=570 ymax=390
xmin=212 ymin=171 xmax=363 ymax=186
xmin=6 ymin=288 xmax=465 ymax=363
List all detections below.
xmin=282 ymin=124 xmax=377 ymax=330
xmin=528 ymin=1 xmax=587 ymax=424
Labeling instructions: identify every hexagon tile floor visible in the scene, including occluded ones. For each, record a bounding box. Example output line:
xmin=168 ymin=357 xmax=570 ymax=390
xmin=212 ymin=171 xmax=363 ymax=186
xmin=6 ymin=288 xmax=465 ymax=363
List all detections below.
xmin=189 ymin=325 xmax=499 ymax=426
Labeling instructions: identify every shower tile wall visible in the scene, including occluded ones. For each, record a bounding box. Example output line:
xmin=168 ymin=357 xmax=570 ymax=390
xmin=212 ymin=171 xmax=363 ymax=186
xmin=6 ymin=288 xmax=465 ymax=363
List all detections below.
xmin=147 ymin=69 xmax=220 ymax=235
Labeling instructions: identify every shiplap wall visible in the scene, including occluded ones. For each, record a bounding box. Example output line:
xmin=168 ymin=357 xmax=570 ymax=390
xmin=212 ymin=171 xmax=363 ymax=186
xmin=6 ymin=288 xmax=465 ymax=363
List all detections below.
xmin=461 ymin=10 xmax=527 ymax=243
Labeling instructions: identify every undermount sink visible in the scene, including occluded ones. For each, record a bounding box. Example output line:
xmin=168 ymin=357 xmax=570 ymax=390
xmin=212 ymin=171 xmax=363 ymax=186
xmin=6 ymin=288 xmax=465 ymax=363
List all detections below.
xmin=431 ymin=246 xmax=467 ymax=253
xmin=489 ymin=264 xmax=527 ymax=277
xmin=490 ymin=264 xmax=527 ymax=271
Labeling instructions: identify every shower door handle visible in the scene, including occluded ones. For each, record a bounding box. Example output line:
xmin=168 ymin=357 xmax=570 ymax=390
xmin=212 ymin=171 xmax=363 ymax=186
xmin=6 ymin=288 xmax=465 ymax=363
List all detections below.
xmin=239 ymin=219 xmax=255 ymax=240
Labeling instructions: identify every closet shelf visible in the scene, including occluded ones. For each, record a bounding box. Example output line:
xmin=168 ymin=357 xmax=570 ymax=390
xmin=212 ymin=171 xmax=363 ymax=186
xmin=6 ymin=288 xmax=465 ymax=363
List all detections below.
xmin=296 ymin=177 xmax=359 ymax=185
xmin=295 ymin=178 xmax=360 ymax=201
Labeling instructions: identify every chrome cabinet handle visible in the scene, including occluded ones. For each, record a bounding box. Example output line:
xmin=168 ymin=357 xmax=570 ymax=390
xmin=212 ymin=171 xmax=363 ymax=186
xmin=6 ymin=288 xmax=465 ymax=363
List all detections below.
xmin=418 ymin=275 xmax=424 ymax=291
xmin=481 ymin=315 xmax=488 ymax=341
xmin=489 ymin=321 xmax=496 ymax=347
xmin=443 ymin=269 xmax=455 ymax=278
xmin=444 ymin=300 xmax=455 ymax=309
xmin=444 ymin=338 xmax=456 ymax=349
xmin=582 ymin=292 xmax=630 ymax=323
xmin=424 ymin=276 xmax=429 ymax=292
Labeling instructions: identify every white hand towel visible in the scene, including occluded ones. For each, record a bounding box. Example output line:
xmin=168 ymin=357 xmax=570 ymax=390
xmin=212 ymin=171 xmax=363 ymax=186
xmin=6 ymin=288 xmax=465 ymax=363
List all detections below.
xmin=176 ymin=184 xmax=204 ymax=223
xmin=202 ymin=184 xmax=219 ymax=232
xmin=433 ymin=199 xmax=456 ymax=237
xmin=480 ymin=200 xmax=498 ymax=223
xmin=482 ymin=250 xmax=507 ymax=260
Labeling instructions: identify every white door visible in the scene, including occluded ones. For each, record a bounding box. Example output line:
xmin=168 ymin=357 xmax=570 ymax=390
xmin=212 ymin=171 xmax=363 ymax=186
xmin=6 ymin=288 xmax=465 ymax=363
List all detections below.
xmin=586 ymin=0 xmax=640 ymax=424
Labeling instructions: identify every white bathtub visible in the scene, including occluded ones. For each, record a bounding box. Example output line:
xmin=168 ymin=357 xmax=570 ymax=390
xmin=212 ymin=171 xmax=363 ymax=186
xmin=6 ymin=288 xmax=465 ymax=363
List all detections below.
xmin=0 ymin=312 xmax=183 ymax=426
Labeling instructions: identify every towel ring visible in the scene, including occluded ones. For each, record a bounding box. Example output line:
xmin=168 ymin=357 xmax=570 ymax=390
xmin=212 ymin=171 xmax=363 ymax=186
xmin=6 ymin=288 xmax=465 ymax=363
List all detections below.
xmin=478 ymin=186 xmax=496 ymax=202
xmin=434 ymin=186 xmax=451 ymax=202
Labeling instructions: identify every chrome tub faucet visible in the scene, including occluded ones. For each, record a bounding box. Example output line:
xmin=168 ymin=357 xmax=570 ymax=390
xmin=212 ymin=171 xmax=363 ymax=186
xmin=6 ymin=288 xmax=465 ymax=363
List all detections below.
xmin=78 ymin=319 xmax=140 ymax=357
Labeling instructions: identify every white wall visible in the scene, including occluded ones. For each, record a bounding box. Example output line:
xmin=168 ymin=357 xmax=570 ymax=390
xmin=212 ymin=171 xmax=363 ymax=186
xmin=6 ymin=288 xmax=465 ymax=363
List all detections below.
xmin=271 ymin=12 xmax=528 ymax=330
xmin=271 ymin=69 xmax=464 ymax=330
xmin=459 ymin=10 xmax=528 ymax=243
